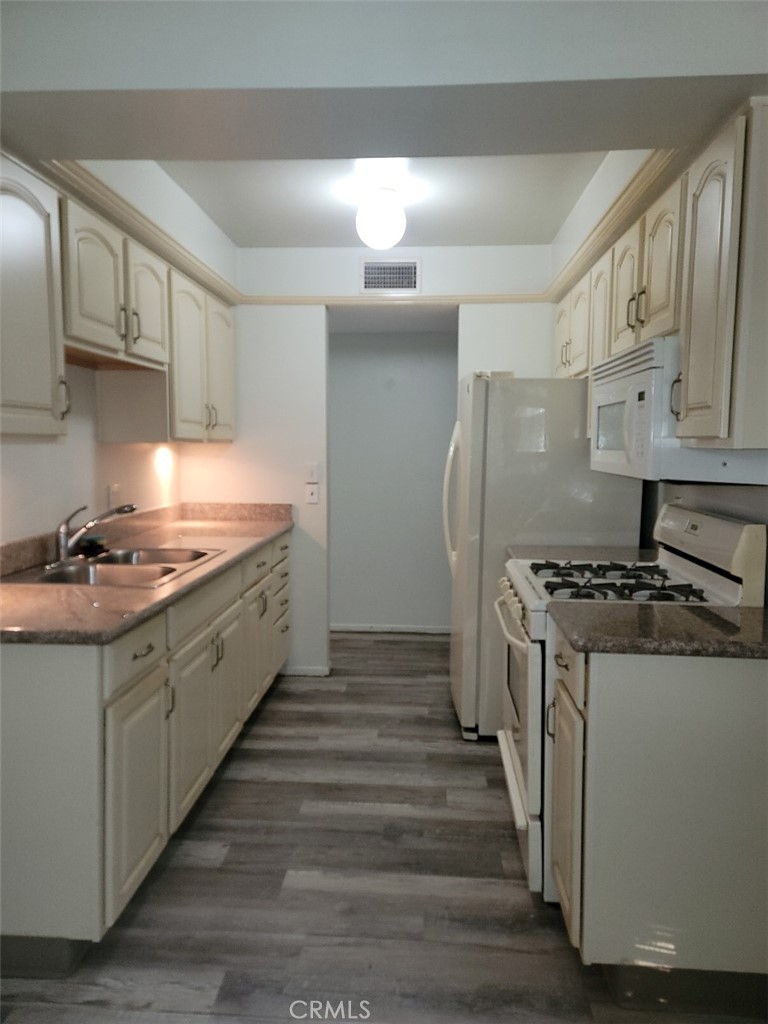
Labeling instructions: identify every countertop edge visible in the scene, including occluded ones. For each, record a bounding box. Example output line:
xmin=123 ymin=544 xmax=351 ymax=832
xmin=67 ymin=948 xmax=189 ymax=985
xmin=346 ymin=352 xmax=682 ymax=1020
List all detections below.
xmin=0 ymin=520 xmax=292 ymax=646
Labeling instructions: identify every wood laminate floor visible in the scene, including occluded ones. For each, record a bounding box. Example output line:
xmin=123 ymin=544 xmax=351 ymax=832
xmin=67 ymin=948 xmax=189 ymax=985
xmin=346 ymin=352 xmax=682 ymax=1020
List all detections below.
xmin=2 ymin=633 xmax=764 ymax=1024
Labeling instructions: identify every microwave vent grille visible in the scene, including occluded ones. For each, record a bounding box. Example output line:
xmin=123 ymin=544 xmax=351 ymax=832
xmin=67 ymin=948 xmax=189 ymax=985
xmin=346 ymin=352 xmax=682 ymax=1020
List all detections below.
xmin=591 ymin=337 xmax=679 ymax=384
xmin=361 ymin=261 xmax=420 ymax=293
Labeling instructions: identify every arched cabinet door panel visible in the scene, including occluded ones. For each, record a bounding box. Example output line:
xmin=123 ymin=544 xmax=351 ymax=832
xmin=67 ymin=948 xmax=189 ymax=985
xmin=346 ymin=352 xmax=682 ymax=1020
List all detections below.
xmin=1 ymin=159 xmax=67 ymax=436
xmin=677 ymin=115 xmax=746 ymax=439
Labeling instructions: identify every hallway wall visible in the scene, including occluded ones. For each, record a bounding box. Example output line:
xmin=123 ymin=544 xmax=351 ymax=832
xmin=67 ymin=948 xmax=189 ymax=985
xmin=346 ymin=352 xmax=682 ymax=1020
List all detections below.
xmin=328 ymin=330 xmax=457 ymax=631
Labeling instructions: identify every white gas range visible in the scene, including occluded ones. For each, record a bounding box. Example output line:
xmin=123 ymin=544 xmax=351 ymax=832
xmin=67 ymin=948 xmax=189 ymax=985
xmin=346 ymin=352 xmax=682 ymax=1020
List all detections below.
xmin=494 ymin=503 xmax=766 ymax=902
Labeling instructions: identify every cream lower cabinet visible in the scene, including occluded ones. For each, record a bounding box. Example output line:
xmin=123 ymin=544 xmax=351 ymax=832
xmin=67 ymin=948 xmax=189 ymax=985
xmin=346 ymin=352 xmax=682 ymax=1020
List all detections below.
xmin=243 ymin=574 xmax=273 ymax=717
xmin=550 ymin=678 xmax=584 ymax=949
xmin=270 ymin=541 xmax=292 ymax=680
xmin=549 ymin=624 xmax=767 ymax=974
xmin=210 ymin=601 xmax=244 ymax=763
xmin=104 ymin=660 xmax=170 ymax=927
xmin=1 ymin=157 xmax=68 ymax=435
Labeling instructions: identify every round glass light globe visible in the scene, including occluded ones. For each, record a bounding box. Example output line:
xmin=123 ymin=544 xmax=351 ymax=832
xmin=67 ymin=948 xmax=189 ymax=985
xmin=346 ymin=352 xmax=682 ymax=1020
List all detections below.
xmin=355 ymin=189 xmax=407 ymax=249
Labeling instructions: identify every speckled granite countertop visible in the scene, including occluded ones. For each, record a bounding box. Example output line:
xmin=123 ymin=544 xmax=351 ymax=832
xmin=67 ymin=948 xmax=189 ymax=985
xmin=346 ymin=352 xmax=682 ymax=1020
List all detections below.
xmin=0 ymin=504 xmax=292 ymax=645
xmin=548 ymin=602 xmax=768 ymax=659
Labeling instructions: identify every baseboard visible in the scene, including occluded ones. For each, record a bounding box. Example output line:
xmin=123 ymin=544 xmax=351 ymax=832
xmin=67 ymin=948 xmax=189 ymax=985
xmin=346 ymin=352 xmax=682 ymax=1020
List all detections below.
xmin=330 ymin=624 xmax=451 ymax=634
xmin=281 ymin=665 xmax=331 ymax=677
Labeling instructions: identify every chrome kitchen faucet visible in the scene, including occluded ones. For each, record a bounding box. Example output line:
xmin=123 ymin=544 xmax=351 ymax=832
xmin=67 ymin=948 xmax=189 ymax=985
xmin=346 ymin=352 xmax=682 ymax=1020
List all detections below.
xmin=56 ymin=504 xmax=137 ymax=561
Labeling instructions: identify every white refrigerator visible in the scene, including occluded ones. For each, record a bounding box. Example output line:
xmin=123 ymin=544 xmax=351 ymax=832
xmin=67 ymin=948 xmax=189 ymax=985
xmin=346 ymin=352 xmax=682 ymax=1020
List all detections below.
xmin=442 ymin=373 xmax=643 ymax=739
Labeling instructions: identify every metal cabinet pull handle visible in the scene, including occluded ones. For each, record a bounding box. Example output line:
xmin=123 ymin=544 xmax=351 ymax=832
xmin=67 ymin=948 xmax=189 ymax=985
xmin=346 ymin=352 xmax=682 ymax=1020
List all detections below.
xmin=131 ymin=642 xmax=155 ymax=661
xmin=131 ymin=308 xmax=141 ymax=342
xmin=554 ymin=652 xmax=570 ymax=671
xmin=670 ymin=372 xmax=683 ymax=420
xmin=626 ymin=293 xmax=637 ymax=330
xmin=211 ymin=634 xmax=219 ymax=669
xmin=219 ymin=635 xmax=225 ymax=662
xmin=280 ymin=571 xmax=289 ymax=579
xmin=165 ymin=682 xmax=175 ymax=719
xmin=211 ymin=405 xmax=218 ymax=429
xmin=280 ymin=598 xmax=289 ymax=607
xmin=279 ymin=544 xmax=289 ymax=552
xmin=636 ymin=286 xmax=647 ymax=326
xmin=204 ymin=403 xmax=212 ymax=430
xmin=58 ymin=376 xmax=71 ymax=419
xmin=546 ymin=699 xmax=557 ymax=739
xmin=281 ymin=623 xmax=290 ymax=634
xmin=119 ymin=304 xmax=128 ymax=340
xmin=565 ymin=339 xmax=572 ymax=366
xmin=257 ymin=560 xmax=267 ymax=569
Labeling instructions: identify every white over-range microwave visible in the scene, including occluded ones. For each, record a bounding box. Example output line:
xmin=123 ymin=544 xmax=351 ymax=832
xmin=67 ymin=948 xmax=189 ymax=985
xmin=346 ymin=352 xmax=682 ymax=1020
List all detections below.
xmin=590 ymin=338 xmax=768 ymax=483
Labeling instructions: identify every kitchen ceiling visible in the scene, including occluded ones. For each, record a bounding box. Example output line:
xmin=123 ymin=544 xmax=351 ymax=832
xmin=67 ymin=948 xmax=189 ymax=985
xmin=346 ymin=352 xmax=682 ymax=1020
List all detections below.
xmin=157 ymin=153 xmax=608 ymax=249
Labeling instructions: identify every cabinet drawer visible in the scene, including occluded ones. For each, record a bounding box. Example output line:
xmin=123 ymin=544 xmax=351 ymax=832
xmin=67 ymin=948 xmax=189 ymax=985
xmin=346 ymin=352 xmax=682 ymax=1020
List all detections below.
xmin=167 ymin=565 xmax=242 ymax=649
xmin=272 ymin=559 xmax=290 ymax=592
xmin=242 ymin=543 xmax=272 ymax=590
xmin=553 ymin=631 xmax=586 ymax=709
xmin=102 ymin=614 xmax=167 ymax=701
xmin=272 ymin=534 xmax=291 ymax=565
xmin=272 ymin=584 xmax=290 ymax=623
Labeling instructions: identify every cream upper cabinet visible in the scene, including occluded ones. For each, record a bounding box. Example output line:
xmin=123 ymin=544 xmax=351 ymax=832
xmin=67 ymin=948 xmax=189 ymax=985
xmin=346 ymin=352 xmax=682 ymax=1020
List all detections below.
xmin=124 ymin=239 xmax=170 ymax=364
xmin=205 ymin=296 xmax=236 ymax=441
xmin=62 ymin=199 xmax=125 ymax=353
xmin=638 ymin=178 xmax=685 ymax=343
xmin=552 ymin=273 xmax=590 ymax=379
xmin=677 ymin=115 xmax=747 ymax=439
xmin=169 ymin=270 xmax=235 ymax=441
xmin=588 ymin=248 xmax=613 ymax=371
xmin=567 ymin=274 xmax=590 ymax=376
xmin=1 ymin=157 xmax=68 ymax=436
xmin=169 ymin=271 xmax=207 ymax=440
xmin=609 ymin=220 xmax=643 ymax=357
xmin=553 ymin=298 xmax=570 ymax=377
xmin=61 ymin=199 xmax=169 ymax=366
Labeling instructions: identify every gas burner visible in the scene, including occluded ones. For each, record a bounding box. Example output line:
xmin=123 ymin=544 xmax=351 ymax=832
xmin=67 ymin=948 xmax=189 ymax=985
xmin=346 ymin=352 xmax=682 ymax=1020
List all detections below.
xmin=544 ymin=581 xmax=614 ymax=600
xmin=619 ymin=582 xmax=708 ymax=603
xmin=530 ymin=561 xmax=573 ymax=578
xmin=599 ymin=563 xmax=670 ymax=581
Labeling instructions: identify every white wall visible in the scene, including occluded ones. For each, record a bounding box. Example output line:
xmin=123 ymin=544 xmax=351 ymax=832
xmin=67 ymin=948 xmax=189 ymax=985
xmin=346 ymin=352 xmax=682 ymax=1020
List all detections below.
xmin=328 ymin=331 xmax=457 ymax=631
xmin=550 ymin=150 xmax=653 ymax=280
xmin=237 ymin=245 xmax=551 ymax=298
xmin=0 ymin=366 xmax=181 ymax=544
xmin=179 ymin=305 xmax=329 ymax=675
xmin=81 ymin=160 xmax=238 ymax=287
xmin=458 ymin=304 xmax=554 ymax=379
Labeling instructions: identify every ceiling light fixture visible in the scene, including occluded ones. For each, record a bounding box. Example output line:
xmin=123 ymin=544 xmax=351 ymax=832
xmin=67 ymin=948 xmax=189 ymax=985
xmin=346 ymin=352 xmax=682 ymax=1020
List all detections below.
xmin=355 ymin=187 xmax=407 ymax=250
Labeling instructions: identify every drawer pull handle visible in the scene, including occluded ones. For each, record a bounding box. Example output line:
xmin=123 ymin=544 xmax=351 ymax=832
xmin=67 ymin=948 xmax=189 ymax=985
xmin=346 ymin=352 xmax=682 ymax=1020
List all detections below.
xmin=280 ymin=598 xmax=289 ymax=607
xmin=257 ymin=560 xmax=267 ymax=569
xmin=554 ymin=652 xmax=570 ymax=671
xmin=132 ymin=642 xmax=155 ymax=661
xmin=280 ymin=544 xmax=289 ymax=552
xmin=546 ymin=698 xmax=557 ymax=739
xmin=165 ymin=683 xmax=175 ymax=719
xmin=280 ymin=571 xmax=289 ymax=579
xmin=281 ymin=624 xmax=290 ymax=634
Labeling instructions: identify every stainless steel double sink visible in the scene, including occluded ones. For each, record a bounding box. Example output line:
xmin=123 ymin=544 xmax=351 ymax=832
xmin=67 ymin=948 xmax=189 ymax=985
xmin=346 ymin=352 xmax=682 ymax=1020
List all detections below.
xmin=3 ymin=547 xmax=222 ymax=588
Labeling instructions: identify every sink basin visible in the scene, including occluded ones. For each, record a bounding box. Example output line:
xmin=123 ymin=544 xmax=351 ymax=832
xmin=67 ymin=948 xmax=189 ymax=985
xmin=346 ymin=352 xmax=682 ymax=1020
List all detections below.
xmin=98 ymin=548 xmax=210 ymax=565
xmin=35 ymin=563 xmax=176 ymax=586
xmin=2 ymin=547 xmax=222 ymax=588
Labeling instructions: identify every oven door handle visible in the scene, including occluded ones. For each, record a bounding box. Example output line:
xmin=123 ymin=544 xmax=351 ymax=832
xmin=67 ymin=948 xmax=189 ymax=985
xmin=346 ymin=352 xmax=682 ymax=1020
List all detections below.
xmin=494 ymin=597 xmax=529 ymax=654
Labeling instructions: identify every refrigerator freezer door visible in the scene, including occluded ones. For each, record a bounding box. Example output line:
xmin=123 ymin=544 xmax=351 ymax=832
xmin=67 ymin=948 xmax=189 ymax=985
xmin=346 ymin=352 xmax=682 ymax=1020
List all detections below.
xmin=448 ymin=373 xmax=488 ymax=736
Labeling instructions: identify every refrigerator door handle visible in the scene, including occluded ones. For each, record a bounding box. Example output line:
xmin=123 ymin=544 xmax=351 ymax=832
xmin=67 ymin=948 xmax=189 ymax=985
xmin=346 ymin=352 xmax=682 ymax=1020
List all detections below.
xmin=442 ymin=421 xmax=461 ymax=575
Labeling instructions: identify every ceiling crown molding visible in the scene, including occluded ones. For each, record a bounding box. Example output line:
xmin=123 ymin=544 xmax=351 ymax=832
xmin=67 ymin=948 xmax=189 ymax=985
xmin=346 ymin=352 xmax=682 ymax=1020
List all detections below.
xmin=545 ymin=148 xmax=680 ymax=303
xmin=38 ymin=158 xmax=240 ymax=306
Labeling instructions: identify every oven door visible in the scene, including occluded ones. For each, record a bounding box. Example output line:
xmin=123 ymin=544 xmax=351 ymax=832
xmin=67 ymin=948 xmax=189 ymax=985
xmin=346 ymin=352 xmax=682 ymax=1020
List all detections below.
xmin=494 ymin=594 xmax=543 ymax=888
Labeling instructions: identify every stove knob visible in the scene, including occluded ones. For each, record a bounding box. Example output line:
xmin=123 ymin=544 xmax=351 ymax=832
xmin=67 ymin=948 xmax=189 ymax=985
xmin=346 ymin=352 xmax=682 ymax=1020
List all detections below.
xmin=498 ymin=577 xmax=510 ymax=593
